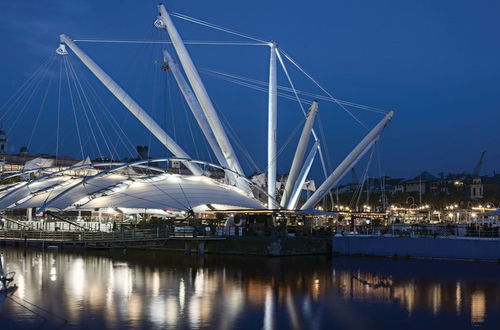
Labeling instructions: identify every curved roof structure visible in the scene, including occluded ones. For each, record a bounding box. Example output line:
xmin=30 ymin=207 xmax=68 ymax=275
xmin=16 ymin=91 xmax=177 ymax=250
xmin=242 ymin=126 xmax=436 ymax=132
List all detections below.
xmin=0 ymin=161 xmax=264 ymax=213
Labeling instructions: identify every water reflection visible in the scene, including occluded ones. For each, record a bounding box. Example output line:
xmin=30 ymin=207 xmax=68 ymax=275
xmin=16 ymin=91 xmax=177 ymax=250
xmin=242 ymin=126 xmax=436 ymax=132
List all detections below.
xmin=0 ymin=248 xmax=499 ymax=329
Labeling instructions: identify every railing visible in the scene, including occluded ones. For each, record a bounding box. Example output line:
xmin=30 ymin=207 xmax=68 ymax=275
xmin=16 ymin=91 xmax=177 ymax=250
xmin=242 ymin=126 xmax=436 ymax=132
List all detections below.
xmin=0 ymin=229 xmax=164 ymax=242
xmin=0 ymin=226 xmax=227 ymax=243
xmin=339 ymin=224 xmax=500 ymax=239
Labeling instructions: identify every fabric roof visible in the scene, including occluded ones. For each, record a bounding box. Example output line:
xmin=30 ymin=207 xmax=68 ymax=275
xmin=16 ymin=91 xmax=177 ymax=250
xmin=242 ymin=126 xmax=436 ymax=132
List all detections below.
xmin=0 ymin=171 xmax=263 ymax=212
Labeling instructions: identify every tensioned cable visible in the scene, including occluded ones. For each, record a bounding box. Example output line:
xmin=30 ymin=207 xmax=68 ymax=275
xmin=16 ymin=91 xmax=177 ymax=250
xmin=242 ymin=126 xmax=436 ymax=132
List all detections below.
xmin=171 ymin=12 xmax=268 ymax=44
xmin=66 ymin=57 xmax=103 ymax=158
xmin=278 ymin=48 xmax=373 ymax=130
xmin=275 ymin=50 xmax=307 ymax=117
xmin=212 ymin=100 xmax=261 ymax=173
xmin=203 ymin=71 xmax=315 ymax=105
xmin=63 ymin=56 xmax=85 ymax=159
xmin=166 ymin=71 xmax=177 ymax=144
xmin=68 ymin=62 xmax=119 ymax=160
xmin=201 ymin=69 xmax=387 ymax=113
xmin=181 ymin=92 xmax=200 ymax=160
xmin=350 ymin=146 xmax=375 ymax=209
xmin=375 ymin=141 xmax=386 ymax=210
xmin=73 ymin=39 xmax=265 ymax=46
xmin=275 ymin=48 xmax=333 ymax=188
xmin=56 ymin=57 xmax=63 ymax=161
xmin=75 ymin=56 xmax=139 ymax=159
xmin=66 ymin=57 xmax=105 ymax=151
xmin=67 ymin=57 xmax=115 ymax=158
xmin=0 ymin=55 xmax=55 ymax=118
xmin=75 ymin=64 xmax=137 ymax=159
xmin=170 ymin=10 xmax=380 ymax=129
xmin=6 ymin=55 xmax=57 ymax=135
xmin=27 ymin=67 xmax=54 ymax=150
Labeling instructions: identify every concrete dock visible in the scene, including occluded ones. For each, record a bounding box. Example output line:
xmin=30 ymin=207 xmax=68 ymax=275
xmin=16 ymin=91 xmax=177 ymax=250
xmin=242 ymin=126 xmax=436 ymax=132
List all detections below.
xmin=333 ymin=235 xmax=500 ymax=261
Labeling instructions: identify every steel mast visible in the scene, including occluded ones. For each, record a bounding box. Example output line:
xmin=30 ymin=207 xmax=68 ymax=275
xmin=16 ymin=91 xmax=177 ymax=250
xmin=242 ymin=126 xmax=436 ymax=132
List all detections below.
xmin=156 ymin=4 xmax=250 ymax=193
xmin=280 ymin=101 xmax=318 ymax=208
xmin=287 ymin=141 xmax=319 ymax=210
xmin=57 ymin=35 xmax=203 ymax=176
xmin=267 ymin=42 xmax=278 ymax=209
xmin=301 ymin=110 xmax=394 ymax=210
xmin=162 ymin=50 xmax=233 ymax=179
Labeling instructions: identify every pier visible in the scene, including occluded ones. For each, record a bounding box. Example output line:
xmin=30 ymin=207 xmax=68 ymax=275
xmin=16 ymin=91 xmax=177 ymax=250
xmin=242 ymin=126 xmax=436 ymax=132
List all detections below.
xmin=0 ymin=229 xmax=330 ymax=256
xmin=0 ymin=229 xmax=224 ymax=251
xmin=332 ymin=224 xmax=500 ymax=261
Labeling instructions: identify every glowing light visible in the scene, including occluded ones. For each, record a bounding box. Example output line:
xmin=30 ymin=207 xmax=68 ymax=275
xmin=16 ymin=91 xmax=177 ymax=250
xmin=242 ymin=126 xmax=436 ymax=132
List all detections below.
xmin=471 ymin=290 xmax=486 ymax=326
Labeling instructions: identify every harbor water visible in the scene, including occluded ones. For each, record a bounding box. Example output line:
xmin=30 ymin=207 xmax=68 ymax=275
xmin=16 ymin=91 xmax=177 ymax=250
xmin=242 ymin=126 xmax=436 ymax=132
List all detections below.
xmin=1 ymin=247 xmax=500 ymax=329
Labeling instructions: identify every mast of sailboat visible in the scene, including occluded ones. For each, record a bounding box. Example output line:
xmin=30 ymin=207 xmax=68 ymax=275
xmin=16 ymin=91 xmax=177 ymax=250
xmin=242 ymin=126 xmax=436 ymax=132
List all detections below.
xmin=56 ymin=36 xmax=203 ymax=176
xmin=156 ymin=3 xmax=250 ymax=193
xmin=301 ymin=110 xmax=394 ymax=210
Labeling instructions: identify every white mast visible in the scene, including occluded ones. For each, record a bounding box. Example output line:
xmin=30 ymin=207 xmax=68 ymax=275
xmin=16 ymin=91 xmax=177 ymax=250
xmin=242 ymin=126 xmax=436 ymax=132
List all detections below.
xmin=58 ymin=34 xmax=203 ymax=176
xmin=267 ymin=42 xmax=278 ymax=209
xmin=301 ymin=110 xmax=394 ymax=210
xmin=280 ymin=101 xmax=318 ymax=207
xmin=156 ymin=4 xmax=250 ymax=193
xmin=162 ymin=50 xmax=230 ymax=172
xmin=287 ymin=141 xmax=319 ymax=210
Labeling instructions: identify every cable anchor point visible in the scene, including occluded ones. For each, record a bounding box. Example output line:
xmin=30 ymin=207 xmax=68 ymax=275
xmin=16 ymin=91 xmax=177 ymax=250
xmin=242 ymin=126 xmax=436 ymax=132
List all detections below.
xmin=153 ymin=18 xmax=166 ymax=29
xmin=55 ymin=43 xmax=68 ymax=56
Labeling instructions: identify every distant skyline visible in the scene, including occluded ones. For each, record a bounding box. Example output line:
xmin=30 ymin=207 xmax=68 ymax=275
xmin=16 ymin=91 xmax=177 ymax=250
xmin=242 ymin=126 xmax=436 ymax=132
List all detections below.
xmin=0 ymin=0 xmax=499 ymax=181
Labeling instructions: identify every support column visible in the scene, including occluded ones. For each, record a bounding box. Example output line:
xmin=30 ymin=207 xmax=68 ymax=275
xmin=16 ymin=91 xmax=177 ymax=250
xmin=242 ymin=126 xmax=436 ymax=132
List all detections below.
xmin=267 ymin=42 xmax=278 ymax=209
xmin=287 ymin=141 xmax=319 ymax=210
xmin=157 ymin=4 xmax=250 ymax=193
xmin=281 ymin=102 xmax=318 ymax=207
xmin=301 ymin=111 xmax=394 ymax=210
xmin=58 ymin=34 xmax=202 ymax=176
xmin=163 ymin=50 xmax=236 ymax=183
xmin=27 ymin=208 xmax=32 ymax=222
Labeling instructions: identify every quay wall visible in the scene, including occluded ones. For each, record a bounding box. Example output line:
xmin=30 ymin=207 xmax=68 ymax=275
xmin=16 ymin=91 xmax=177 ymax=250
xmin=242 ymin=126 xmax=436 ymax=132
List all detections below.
xmin=332 ymin=235 xmax=500 ymax=261
xmin=156 ymin=236 xmax=331 ymax=256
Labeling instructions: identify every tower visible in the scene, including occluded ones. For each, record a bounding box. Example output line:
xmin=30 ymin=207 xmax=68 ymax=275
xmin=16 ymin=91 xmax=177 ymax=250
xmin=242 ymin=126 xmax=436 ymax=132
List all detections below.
xmin=0 ymin=130 xmax=7 ymax=154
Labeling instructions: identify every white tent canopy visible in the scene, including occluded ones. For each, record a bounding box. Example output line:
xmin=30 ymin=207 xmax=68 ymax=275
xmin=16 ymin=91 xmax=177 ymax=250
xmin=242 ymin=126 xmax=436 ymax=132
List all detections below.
xmin=0 ymin=167 xmax=263 ymax=212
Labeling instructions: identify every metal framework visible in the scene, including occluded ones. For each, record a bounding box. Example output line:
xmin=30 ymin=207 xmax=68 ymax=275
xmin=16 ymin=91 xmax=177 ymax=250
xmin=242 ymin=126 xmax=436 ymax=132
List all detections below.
xmin=58 ymin=35 xmax=203 ymax=176
xmin=156 ymin=4 xmax=250 ymax=194
xmin=41 ymin=3 xmax=396 ymax=212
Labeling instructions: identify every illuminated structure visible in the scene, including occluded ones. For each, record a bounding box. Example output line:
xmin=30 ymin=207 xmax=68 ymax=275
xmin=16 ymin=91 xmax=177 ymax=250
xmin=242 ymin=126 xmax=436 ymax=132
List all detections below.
xmin=0 ymin=3 xmax=394 ymax=216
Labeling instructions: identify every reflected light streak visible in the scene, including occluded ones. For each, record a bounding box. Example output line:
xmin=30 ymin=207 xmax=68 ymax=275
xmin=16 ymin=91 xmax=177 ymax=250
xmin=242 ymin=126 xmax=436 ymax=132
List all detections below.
xmin=431 ymin=284 xmax=441 ymax=316
xmin=50 ymin=266 xmax=57 ymax=282
xmin=179 ymin=278 xmax=186 ymax=313
xmin=455 ymin=282 xmax=462 ymax=316
xmin=471 ymin=290 xmax=486 ymax=326
xmin=189 ymin=295 xmax=201 ymax=328
xmin=149 ymin=296 xmax=166 ymax=328
xmin=152 ymin=271 xmax=160 ymax=297
xmin=165 ymin=296 xmax=179 ymax=328
xmin=69 ymin=258 xmax=85 ymax=299
xmin=286 ymin=289 xmax=301 ymax=330
xmin=218 ymin=286 xmax=244 ymax=330
xmin=263 ymin=286 xmax=274 ymax=330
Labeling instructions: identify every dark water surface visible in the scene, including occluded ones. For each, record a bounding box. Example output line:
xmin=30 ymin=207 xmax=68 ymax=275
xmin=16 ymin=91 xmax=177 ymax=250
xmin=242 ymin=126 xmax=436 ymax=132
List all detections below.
xmin=1 ymin=247 xmax=499 ymax=329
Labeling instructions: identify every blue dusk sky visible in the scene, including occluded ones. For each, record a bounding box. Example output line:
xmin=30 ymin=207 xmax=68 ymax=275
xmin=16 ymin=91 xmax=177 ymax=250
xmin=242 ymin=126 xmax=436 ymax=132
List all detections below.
xmin=0 ymin=0 xmax=499 ymax=181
